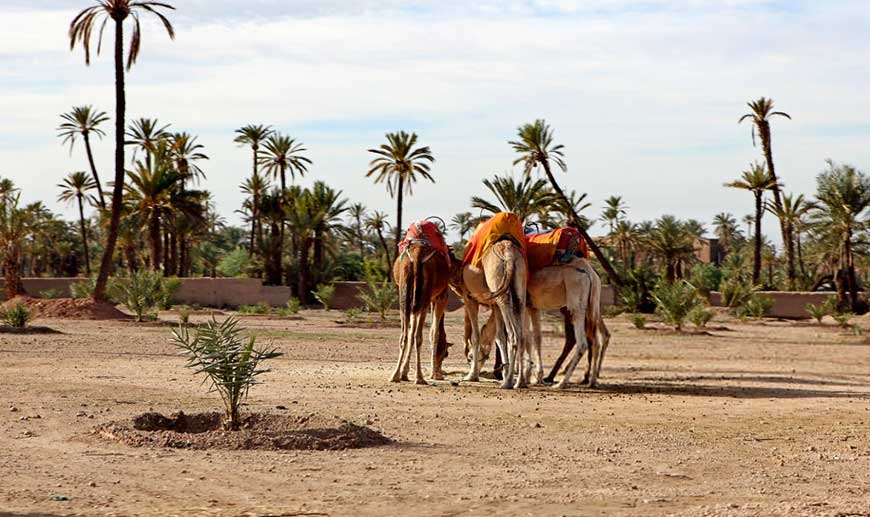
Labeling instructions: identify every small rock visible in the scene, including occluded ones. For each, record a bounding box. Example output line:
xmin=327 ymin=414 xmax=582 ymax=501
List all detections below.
xmin=10 ymin=406 xmax=19 ymax=412
xmin=88 ymin=482 xmax=97 ymax=488
xmin=275 ymin=405 xmax=288 ymax=410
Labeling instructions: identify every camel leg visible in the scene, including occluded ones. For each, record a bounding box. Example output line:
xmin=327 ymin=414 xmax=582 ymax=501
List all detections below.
xmin=555 ymin=309 xmax=588 ymax=390
xmin=590 ymin=317 xmax=611 ymax=387
xmin=413 ymin=308 xmax=428 ymax=385
xmin=544 ymin=308 xmax=575 ymax=383
xmin=528 ymin=307 xmax=544 ymax=384
xmin=497 ymin=299 xmax=520 ymax=389
xmin=463 ymin=300 xmax=482 ymax=382
xmin=582 ymin=317 xmax=596 ymax=386
xmin=429 ymin=294 xmax=448 ymax=381
xmin=390 ymin=305 xmax=411 ymax=383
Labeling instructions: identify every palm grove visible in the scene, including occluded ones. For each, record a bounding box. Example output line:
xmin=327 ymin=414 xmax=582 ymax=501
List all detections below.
xmin=0 ymin=1 xmax=867 ymax=314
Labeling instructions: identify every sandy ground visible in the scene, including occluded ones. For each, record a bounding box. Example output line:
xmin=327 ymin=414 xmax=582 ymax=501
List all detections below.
xmin=2 ymin=308 xmax=870 ymax=516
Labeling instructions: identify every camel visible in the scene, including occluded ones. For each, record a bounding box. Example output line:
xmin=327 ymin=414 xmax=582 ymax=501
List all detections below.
xmin=474 ymin=257 xmax=611 ymax=388
xmin=390 ymin=223 xmax=452 ymax=384
xmin=451 ymin=238 xmax=529 ymax=389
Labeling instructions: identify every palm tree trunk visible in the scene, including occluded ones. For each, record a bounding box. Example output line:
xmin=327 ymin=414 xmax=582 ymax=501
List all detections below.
xmin=796 ymin=230 xmax=806 ymax=278
xmin=845 ymin=231 xmax=859 ymax=311
xmin=760 ymin=121 xmax=795 ymax=289
xmin=752 ymin=193 xmax=762 ymax=284
xmin=77 ymin=194 xmax=91 ymax=275
xmin=396 ymin=175 xmax=404 ymax=246
xmin=150 ymin=209 xmax=162 ymax=271
xmin=83 ymin=132 xmax=106 ymax=210
xmin=249 ymin=147 xmax=259 ymax=257
xmin=93 ymin=17 xmax=126 ymax=302
xmin=4 ymin=248 xmax=22 ymax=300
xmin=540 ymin=160 xmax=623 ymax=286
xmin=298 ymin=237 xmax=311 ymax=304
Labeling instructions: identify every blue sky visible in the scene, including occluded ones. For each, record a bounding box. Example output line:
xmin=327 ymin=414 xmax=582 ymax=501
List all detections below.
xmin=1 ymin=0 xmax=869 ymax=242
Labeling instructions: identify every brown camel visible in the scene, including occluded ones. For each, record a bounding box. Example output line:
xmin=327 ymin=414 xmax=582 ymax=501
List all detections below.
xmin=390 ymin=229 xmax=452 ymax=384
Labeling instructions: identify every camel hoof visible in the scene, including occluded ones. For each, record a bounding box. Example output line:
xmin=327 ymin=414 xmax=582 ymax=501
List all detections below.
xmin=431 ymin=372 xmax=445 ymax=381
xmin=543 ymin=376 xmax=555 ymax=384
xmin=499 ymin=380 xmax=514 ymax=390
xmin=553 ymin=382 xmax=569 ymax=390
xmin=389 ymin=374 xmax=402 ymax=383
xmin=416 ymin=378 xmax=429 ymax=386
xmin=463 ymin=374 xmax=479 ymax=382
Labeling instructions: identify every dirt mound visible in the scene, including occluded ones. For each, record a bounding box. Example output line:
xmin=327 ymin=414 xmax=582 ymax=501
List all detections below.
xmin=8 ymin=296 xmax=130 ymax=320
xmin=96 ymin=411 xmax=393 ymax=451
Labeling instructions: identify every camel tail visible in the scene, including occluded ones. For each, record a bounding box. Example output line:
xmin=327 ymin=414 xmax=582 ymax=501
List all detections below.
xmin=479 ymin=245 xmax=516 ymax=303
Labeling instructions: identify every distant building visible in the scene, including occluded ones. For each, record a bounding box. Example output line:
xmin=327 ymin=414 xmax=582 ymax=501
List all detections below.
xmin=694 ymin=237 xmax=722 ymax=266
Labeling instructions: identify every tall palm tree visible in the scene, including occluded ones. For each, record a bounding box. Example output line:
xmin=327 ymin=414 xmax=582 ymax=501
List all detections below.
xmin=367 ymin=131 xmax=435 ymax=244
xmin=510 ymin=119 xmax=622 ymax=286
xmin=725 ymin=162 xmax=777 ymax=284
xmin=169 ymin=132 xmax=208 ymax=185
xmin=123 ymin=142 xmax=181 ymax=270
xmin=234 ymin=124 xmax=273 ymax=255
xmin=126 ymin=118 xmax=171 ymax=167
xmin=450 ymin=212 xmax=476 ymax=242
xmin=70 ymin=0 xmax=176 ymax=301
xmin=600 ymin=195 xmax=627 ymax=234
xmin=365 ymin=211 xmax=393 ymax=272
xmin=57 ymin=171 xmax=97 ymax=274
xmin=611 ymin=219 xmax=639 ymax=268
xmin=712 ymin=212 xmax=741 ymax=255
xmin=0 ymin=189 xmax=28 ymax=299
xmin=347 ymin=202 xmax=367 ymax=258
xmin=258 ymin=133 xmax=310 ymax=196
xmin=810 ymin=160 xmax=870 ymax=310
xmin=57 ymin=105 xmax=109 ymax=209
xmin=258 ymin=189 xmax=286 ymax=286
xmin=766 ymin=192 xmax=813 ymax=289
xmin=471 ymin=173 xmax=556 ymax=223
xmin=239 ymin=172 xmax=271 ymax=257
xmin=739 ymin=97 xmax=795 ymax=287
xmin=307 ymin=181 xmax=349 ymax=288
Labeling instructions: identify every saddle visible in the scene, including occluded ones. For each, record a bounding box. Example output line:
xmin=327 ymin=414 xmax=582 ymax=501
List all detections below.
xmin=524 ymin=227 xmax=588 ymax=274
xmin=462 ymin=212 xmax=526 ymax=269
xmin=397 ymin=220 xmax=450 ymax=263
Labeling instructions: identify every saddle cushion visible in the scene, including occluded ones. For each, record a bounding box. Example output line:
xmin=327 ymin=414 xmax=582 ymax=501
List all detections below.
xmin=462 ymin=212 xmax=526 ymax=268
xmin=397 ymin=220 xmax=450 ymax=262
xmin=524 ymin=227 xmax=588 ymax=274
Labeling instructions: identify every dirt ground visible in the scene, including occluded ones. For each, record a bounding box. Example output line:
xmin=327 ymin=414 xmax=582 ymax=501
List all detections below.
xmin=2 ymin=308 xmax=870 ymax=516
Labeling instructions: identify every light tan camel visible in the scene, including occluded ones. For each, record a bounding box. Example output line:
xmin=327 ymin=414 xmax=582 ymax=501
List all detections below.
xmin=390 ymin=240 xmax=452 ymax=384
xmin=527 ymin=257 xmax=609 ymax=388
xmin=451 ymin=239 xmax=529 ymax=389
xmin=475 ymin=257 xmax=611 ymax=388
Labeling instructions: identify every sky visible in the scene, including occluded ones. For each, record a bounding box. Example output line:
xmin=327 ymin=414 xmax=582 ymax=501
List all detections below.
xmin=1 ymin=0 xmax=869 ymax=243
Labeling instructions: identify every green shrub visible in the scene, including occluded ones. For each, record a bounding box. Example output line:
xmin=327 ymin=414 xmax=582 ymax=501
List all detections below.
xmin=69 ymin=277 xmax=97 ymax=299
xmin=652 ymin=281 xmax=700 ymax=331
xmin=362 ymin=259 xmax=388 ymax=283
xmin=631 ymin=313 xmax=646 ymax=329
xmin=171 ymin=316 xmax=282 ymax=430
xmin=313 ymin=284 xmax=336 ymax=311
xmin=38 ymin=288 xmax=63 ymax=299
xmin=833 ymin=312 xmax=854 ymax=329
xmin=216 ymin=248 xmax=251 ymax=278
xmin=805 ymin=296 xmax=837 ymax=324
xmin=238 ymin=302 xmax=271 ymax=315
xmin=689 ymin=305 xmax=714 ymax=328
xmin=357 ymin=279 xmax=397 ymax=319
xmin=720 ymin=278 xmax=759 ymax=309
xmin=158 ymin=276 xmax=181 ymax=310
xmin=108 ymin=270 xmax=165 ymax=322
xmin=738 ymin=294 xmax=774 ymax=319
xmin=276 ymin=298 xmax=301 ymax=317
xmin=1 ymin=302 xmax=31 ymax=328
xmin=344 ymin=307 xmax=363 ymax=324
xmin=178 ymin=306 xmax=191 ymax=325
xmin=690 ymin=263 xmax=723 ymax=296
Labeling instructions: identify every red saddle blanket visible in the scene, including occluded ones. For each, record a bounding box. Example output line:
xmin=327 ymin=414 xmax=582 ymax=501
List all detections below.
xmin=462 ymin=212 xmax=526 ymax=268
xmin=524 ymin=227 xmax=587 ymax=274
xmin=397 ymin=220 xmax=449 ymax=261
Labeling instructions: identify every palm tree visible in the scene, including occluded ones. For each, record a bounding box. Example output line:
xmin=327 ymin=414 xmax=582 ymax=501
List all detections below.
xmin=0 ymin=189 xmax=28 ymax=299
xmin=57 ymin=105 xmax=109 ymax=209
xmin=70 ymin=0 xmax=176 ymax=301
xmin=126 ymin=118 xmax=171 ymax=167
xmin=123 ymin=142 xmax=181 ymax=270
xmin=471 ymin=173 xmax=556 ymax=222
xmin=712 ymin=212 xmax=741 ymax=256
xmin=234 ymin=124 xmax=273 ymax=255
xmin=647 ymin=216 xmax=696 ymax=283
xmin=239 ymin=172 xmax=271 ymax=257
xmin=347 ymin=202 xmax=367 ymax=258
xmin=169 ymin=132 xmax=208 ymax=184
xmin=510 ymin=119 xmax=622 ymax=286
xmin=611 ymin=220 xmax=639 ymax=268
xmin=450 ymin=212 xmax=476 ymax=242
xmin=258 ymin=189 xmax=286 ymax=285
xmin=739 ymin=97 xmax=794 ymax=287
xmin=307 ymin=181 xmax=348 ymax=287
xmin=810 ymin=160 xmax=870 ymax=310
xmin=600 ymin=195 xmax=627 ymax=234
xmin=725 ymin=162 xmax=777 ymax=284
xmin=57 ymin=171 xmax=97 ymax=274
xmin=766 ymin=192 xmax=813 ymax=289
xmin=367 ymin=131 xmax=435 ymax=244
xmin=365 ymin=211 xmax=393 ymax=272
xmin=259 ymin=134 xmax=310 ymax=196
